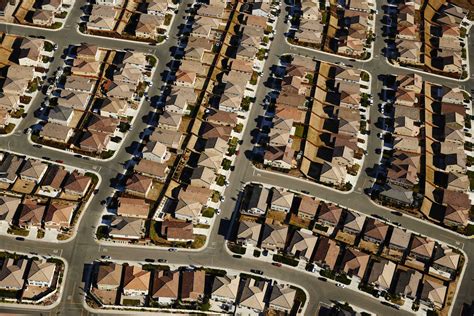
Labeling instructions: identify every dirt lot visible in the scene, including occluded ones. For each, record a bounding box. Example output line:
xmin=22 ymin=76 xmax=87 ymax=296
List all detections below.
xmin=289 ymin=213 xmax=311 ymax=229
xmin=11 ymin=179 xmax=36 ymax=194
xmin=146 ymin=182 xmax=164 ymax=201
xmin=358 ymin=239 xmax=380 ymax=254
xmin=335 ymin=231 xmax=356 ymax=245
xmin=266 ymin=210 xmax=287 ymax=223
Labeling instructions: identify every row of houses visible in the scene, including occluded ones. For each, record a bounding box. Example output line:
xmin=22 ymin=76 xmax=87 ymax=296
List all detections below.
xmin=261 ymin=55 xmax=368 ymax=188
xmin=89 ymin=261 xmax=303 ymax=314
xmin=376 ymin=75 xmax=472 ymax=230
xmin=37 ymin=44 xmax=155 ymax=157
xmin=85 ymin=0 xmax=176 ymax=41
xmin=394 ymin=0 xmax=469 ymax=77
xmin=0 ymin=33 xmax=53 ymax=131
xmin=326 ymin=0 xmax=374 ymax=58
xmin=162 ymin=1 xmax=277 ymax=222
xmin=378 ymin=73 xmax=424 ymax=208
xmin=99 ymin=0 xmax=232 ymax=243
xmin=0 ymin=252 xmax=64 ymax=304
xmin=0 ymin=151 xmax=94 ymax=236
xmin=0 ymin=0 xmax=70 ymax=27
xmin=293 ymin=0 xmax=325 ymax=47
xmin=234 ymin=184 xmax=463 ymax=311
xmin=422 ymin=81 xmax=471 ymax=229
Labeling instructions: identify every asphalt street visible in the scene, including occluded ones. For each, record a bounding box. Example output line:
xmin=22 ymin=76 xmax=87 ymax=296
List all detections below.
xmin=0 ymin=0 xmax=472 ymax=315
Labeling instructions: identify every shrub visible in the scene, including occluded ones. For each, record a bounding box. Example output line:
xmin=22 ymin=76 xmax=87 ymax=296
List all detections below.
xmin=273 ymin=254 xmax=298 ymax=266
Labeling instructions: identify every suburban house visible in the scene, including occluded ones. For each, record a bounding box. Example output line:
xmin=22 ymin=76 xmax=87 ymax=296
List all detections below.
xmin=366 ymin=259 xmax=396 ymax=291
xmin=43 ymin=203 xmax=76 ymax=231
xmin=409 ymin=236 xmax=435 ymax=262
xmin=297 ymin=195 xmax=319 ymax=220
xmin=313 ymin=237 xmax=340 ymax=270
xmin=0 ymin=258 xmax=27 ymax=291
xmin=180 ymin=270 xmax=205 ymax=303
xmin=117 ymin=197 xmax=150 ymax=219
xmin=270 ymin=188 xmax=294 ymax=213
xmin=286 ymin=230 xmax=317 ymax=261
xmin=211 ymin=275 xmax=239 ymax=303
xmin=121 ymin=265 xmax=151 ymax=300
xmin=125 ymin=173 xmax=153 ymax=198
xmin=242 ymin=185 xmax=269 ymax=216
xmin=340 ymin=248 xmax=370 ymax=280
xmin=236 ymin=220 xmax=261 ymax=247
xmin=420 ymin=278 xmax=447 ymax=310
xmin=160 ymin=220 xmax=194 ymax=242
xmin=362 ymin=218 xmax=389 ymax=245
xmin=63 ymin=171 xmax=91 ymax=197
xmin=151 ymin=270 xmax=180 ymax=305
xmin=269 ymin=284 xmax=296 ymax=313
xmin=39 ymin=165 xmax=68 ymax=197
xmin=260 ymin=223 xmax=289 ymax=251
xmin=238 ymin=278 xmax=268 ymax=313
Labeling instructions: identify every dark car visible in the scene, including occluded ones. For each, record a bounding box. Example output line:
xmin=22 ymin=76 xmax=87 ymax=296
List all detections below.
xmin=15 ymin=237 xmax=25 ymax=241
xmin=232 ymin=254 xmax=242 ymax=259
xmin=157 ymin=259 xmax=167 ymax=263
xmin=251 ymin=269 xmax=264 ymax=275
xmin=301 ymin=190 xmax=310 ymax=194
xmin=391 ymin=211 xmax=403 ymax=216
xmin=318 ymin=277 xmax=328 ymax=282
xmin=144 ymin=258 xmax=155 ymax=263
xmin=32 ymin=144 xmax=42 ymax=148
xmin=272 ymin=262 xmax=282 ymax=267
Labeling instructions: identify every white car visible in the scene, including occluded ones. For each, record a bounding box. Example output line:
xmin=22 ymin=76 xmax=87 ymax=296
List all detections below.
xmin=216 ymin=209 xmax=221 ymax=215
xmin=335 ymin=283 xmax=346 ymax=288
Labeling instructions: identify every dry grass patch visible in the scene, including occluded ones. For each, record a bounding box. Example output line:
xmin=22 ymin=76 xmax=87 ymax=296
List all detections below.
xmin=289 ymin=213 xmax=311 ymax=229
xmin=267 ymin=210 xmax=287 ymax=223
xmin=358 ymin=239 xmax=380 ymax=254
xmin=335 ymin=231 xmax=356 ymax=246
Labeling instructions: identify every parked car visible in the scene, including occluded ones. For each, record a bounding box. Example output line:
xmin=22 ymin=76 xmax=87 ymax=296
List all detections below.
xmin=101 ymin=255 xmax=111 ymax=259
xmin=15 ymin=237 xmax=25 ymax=241
xmin=318 ymin=277 xmax=328 ymax=282
xmin=144 ymin=258 xmax=155 ymax=263
xmin=335 ymin=283 xmax=345 ymax=288
xmin=232 ymin=254 xmax=242 ymax=259
xmin=157 ymin=259 xmax=167 ymax=263
xmin=168 ymin=248 xmax=178 ymax=252
xmin=251 ymin=269 xmax=264 ymax=275
xmin=272 ymin=262 xmax=282 ymax=267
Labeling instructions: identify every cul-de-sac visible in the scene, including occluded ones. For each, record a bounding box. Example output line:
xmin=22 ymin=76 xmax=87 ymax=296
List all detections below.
xmin=0 ymin=0 xmax=472 ymax=315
